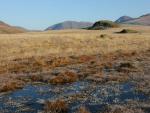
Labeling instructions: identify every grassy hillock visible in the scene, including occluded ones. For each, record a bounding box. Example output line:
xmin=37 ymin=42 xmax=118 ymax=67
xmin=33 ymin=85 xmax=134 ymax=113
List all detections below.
xmin=88 ymin=20 xmax=119 ymax=30
xmin=117 ymin=29 xmax=139 ymax=33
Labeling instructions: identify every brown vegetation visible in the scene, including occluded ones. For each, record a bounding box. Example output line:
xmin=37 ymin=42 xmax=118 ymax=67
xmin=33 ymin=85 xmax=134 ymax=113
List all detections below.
xmin=49 ymin=71 xmax=78 ymax=84
xmin=30 ymin=75 xmax=44 ymax=82
xmin=115 ymin=62 xmax=137 ymax=73
xmin=77 ymin=106 xmax=90 ymax=113
xmin=0 ymin=81 xmax=24 ymax=92
xmin=44 ymin=100 xmax=68 ymax=113
xmin=0 ymin=25 xmax=149 ymax=92
xmin=0 ymin=25 xmax=150 ymax=64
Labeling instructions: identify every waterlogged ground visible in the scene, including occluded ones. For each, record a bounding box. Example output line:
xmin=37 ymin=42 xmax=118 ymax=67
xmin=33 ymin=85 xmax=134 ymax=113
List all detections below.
xmin=0 ymin=81 xmax=149 ymax=113
xmin=0 ymin=50 xmax=149 ymax=113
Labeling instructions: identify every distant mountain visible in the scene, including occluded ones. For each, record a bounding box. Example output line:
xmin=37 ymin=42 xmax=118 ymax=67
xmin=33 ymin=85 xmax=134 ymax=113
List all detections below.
xmin=45 ymin=21 xmax=93 ymax=30
xmin=14 ymin=26 xmax=28 ymax=31
xmin=116 ymin=13 xmax=150 ymax=26
xmin=140 ymin=13 xmax=150 ymax=18
xmin=115 ymin=16 xmax=134 ymax=23
xmin=0 ymin=21 xmax=27 ymax=34
xmin=124 ymin=14 xmax=150 ymax=26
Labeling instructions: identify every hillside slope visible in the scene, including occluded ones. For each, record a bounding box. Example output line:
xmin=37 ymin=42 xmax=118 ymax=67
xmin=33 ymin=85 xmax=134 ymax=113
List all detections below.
xmin=45 ymin=21 xmax=93 ymax=30
xmin=115 ymin=16 xmax=134 ymax=23
xmin=124 ymin=14 xmax=150 ymax=25
xmin=116 ymin=13 xmax=150 ymax=26
xmin=0 ymin=21 xmax=27 ymax=34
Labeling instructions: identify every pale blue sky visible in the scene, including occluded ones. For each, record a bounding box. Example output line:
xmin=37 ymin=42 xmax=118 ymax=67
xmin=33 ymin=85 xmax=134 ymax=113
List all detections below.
xmin=0 ymin=0 xmax=149 ymax=30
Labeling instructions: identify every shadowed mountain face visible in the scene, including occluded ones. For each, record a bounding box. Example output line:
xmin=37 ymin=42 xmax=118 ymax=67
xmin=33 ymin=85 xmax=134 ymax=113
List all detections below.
xmin=115 ymin=16 xmax=134 ymax=23
xmin=116 ymin=13 xmax=150 ymax=26
xmin=45 ymin=21 xmax=93 ymax=30
xmin=0 ymin=21 xmax=27 ymax=34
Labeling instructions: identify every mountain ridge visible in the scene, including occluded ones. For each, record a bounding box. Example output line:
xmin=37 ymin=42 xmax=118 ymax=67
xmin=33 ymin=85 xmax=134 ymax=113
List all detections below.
xmin=0 ymin=21 xmax=27 ymax=34
xmin=116 ymin=13 xmax=150 ymax=26
xmin=115 ymin=16 xmax=134 ymax=23
xmin=45 ymin=21 xmax=93 ymax=30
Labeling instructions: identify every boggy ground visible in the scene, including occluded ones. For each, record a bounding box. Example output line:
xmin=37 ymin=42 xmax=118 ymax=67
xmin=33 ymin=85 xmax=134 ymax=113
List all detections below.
xmin=0 ymin=49 xmax=149 ymax=113
xmin=0 ymin=50 xmax=144 ymax=91
xmin=0 ymin=26 xmax=150 ymax=113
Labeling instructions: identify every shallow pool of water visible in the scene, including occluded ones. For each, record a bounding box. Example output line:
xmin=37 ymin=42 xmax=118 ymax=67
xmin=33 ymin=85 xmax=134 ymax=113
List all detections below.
xmin=0 ymin=81 xmax=148 ymax=113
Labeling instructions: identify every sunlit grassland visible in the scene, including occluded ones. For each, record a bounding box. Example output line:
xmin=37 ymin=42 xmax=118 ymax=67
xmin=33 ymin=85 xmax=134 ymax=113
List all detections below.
xmin=0 ymin=25 xmax=150 ymax=65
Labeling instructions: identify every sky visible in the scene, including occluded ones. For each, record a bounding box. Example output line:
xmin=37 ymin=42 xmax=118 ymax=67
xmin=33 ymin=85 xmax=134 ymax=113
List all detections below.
xmin=0 ymin=0 xmax=149 ymax=30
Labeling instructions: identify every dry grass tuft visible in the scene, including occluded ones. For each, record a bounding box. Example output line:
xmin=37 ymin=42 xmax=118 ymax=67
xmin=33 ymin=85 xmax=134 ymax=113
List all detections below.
xmin=0 ymin=81 xmax=24 ymax=92
xmin=77 ymin=106 xmax=91 ymax=113
xmin=50 ymin=57 xmax=71 ymax=67
xmin=78 ymin=55 xmax=94 ymax=63
xmin=49 ymin=71 xmax=78 ymax=84
xmin=0 ymin=56 xmax=72 ymax=74
xmin=115 ymin=62 xmax=137 ymax=73
xmin=44 ymin=100 xmax=68 ymax=113
xmin=30 ymin=75 xmax=44 ymax=82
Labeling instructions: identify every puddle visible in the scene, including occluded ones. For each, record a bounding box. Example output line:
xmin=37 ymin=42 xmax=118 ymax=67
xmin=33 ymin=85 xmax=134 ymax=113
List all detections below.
xmin=0 ymin=81 xmax=149 ymax=113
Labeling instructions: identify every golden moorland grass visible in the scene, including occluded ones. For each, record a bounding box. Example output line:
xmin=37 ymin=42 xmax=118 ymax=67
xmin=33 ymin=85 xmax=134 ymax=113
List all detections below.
xmin=0 ymin=25 xmax=150 ymax=72
xmin=0 ymin=25 xmax=150 ymax=63
xmin=0 ymin=25 xmax=149 ymax=92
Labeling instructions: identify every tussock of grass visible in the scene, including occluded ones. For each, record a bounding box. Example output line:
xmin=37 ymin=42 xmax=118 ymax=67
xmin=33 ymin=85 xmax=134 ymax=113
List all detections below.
xmin=78 ymin=55 xmax=94 ymax=63
xmin=77 ymin=106 xmax=91 ymax=113
xmin=0 ymin=56 xmax=72 ymax=74
xmin=44 ymin=100 xmax=68 ymax=113
xmin=100 ymin=34 xmax=107 ymax=38
xmin=0 ymin=81 xmax=24 ymax=92
xmin=30 ymin=75 xmax=44 ymax=82
xmin=115 ymin=62 xmax=137 ymax=73
xmin=49 ymin=71 xmax=78 ymax=84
